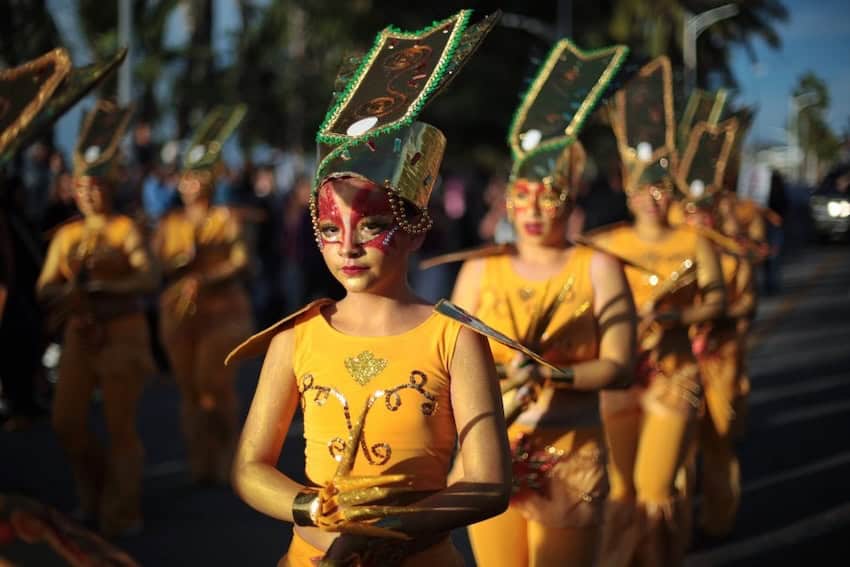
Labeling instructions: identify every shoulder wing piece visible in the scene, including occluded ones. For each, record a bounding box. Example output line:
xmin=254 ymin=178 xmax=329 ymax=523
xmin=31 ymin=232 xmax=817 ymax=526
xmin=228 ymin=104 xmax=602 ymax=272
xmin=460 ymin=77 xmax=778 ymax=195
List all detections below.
xmin=419 ymin=243 xmax=512 ymax=270
xmin=224 ymin=299 xmax=334 ymax=366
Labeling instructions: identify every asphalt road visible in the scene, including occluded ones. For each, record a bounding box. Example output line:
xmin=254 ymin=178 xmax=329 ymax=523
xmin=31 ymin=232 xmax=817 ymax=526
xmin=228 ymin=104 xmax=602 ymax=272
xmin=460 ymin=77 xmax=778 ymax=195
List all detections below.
xmin=3 ymin=217 xmax=849 ymax=565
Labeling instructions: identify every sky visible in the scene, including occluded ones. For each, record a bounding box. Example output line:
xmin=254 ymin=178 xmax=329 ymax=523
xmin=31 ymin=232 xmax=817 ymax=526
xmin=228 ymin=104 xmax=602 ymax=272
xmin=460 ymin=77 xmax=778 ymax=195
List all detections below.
xmin=728 ymin=0 xmax=850 ymax=147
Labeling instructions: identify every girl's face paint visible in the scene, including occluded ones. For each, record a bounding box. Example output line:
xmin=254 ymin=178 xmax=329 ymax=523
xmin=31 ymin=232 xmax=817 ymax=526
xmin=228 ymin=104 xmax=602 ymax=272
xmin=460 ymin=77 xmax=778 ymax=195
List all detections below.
xmin=508 ymin=179 xmax=570 ymax=244
xmin=316 ymin=178 xmax=408 ymax=293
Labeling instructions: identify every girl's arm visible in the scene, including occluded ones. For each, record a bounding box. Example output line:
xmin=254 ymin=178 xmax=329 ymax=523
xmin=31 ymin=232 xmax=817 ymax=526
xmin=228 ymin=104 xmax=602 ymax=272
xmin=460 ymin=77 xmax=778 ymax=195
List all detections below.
xmin=655 ymin=236 xmax=725 ymax=327
xmin=231 ymin=326 xmax=305 ymax=522
xmin=36 ymin=233 xmax=71 ymax=302
xmin=726 ymin=259 xmax=756 ymax=320
xmin=385 ymin=328 xmax=511 ymax=535
xmin=568 ymin=252 xmax=636 ymax=390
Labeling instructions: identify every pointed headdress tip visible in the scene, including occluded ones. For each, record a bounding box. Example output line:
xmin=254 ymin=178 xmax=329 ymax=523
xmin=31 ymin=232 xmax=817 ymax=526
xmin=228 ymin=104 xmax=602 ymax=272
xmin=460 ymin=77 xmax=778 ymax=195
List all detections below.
xmin=676 ymin=118 xmax=740 ymax=201
xmin=610 ymin=56 xmax=677 ymax=193
xmin=508 ymin=38 xmax=628 ymax=192
xmin=73 ymin=100 xmax=134 ymax=179
xmin=182 ymin=104 xmax=247 ymax=172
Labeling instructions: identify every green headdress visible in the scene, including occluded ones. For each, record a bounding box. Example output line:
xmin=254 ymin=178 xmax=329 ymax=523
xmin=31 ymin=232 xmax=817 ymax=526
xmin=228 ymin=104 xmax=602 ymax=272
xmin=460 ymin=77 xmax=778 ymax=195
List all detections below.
xmin=182 ymin=104 xmax=247 ymax=172
xmin=0 ymin=47 xmax=127 ymax=165
xmin=73 ymin=100 xmax=133 ymax=180
xmin=675 ymin=118 xmax=739 ymax=208
xmin=609 ymin=56 xmax=678 ymax=194
xmin=312 ymin=9 xmax=500 ymax=233
xmin=508 ymin=39 xmax=628 ymax=193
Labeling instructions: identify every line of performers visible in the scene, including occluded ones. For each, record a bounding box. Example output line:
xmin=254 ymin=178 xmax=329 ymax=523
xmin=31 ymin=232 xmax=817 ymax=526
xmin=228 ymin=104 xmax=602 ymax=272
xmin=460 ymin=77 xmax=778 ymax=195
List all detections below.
xmin=0 ymin=8 xmax=779 ymax=567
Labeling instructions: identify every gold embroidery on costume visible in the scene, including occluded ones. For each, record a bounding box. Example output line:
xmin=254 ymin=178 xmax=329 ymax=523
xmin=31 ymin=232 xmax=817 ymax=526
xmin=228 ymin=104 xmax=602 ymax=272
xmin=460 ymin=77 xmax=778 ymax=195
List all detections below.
xmin=344 ymin=351 xmax=388 ymax=386
xmin=299 ymin=371 xmax=437 ymax=466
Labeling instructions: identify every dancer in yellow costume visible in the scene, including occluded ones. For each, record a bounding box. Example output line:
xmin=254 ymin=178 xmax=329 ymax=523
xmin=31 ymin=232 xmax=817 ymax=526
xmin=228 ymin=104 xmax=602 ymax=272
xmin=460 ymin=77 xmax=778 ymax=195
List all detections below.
xmin=228 ymin=11 xmax=514 ymax=566
xmin=674 ymin=117 xmax=755 ymax=536
xmin=591 ymin=57 xmax=726 ymax=567
xmin=37 ymin=99 xmax=157 ymax=536
xmin=154 ymin=105 xmax=252 ymax=485
xmin=433 ymin=40 xmax=636 ymax=567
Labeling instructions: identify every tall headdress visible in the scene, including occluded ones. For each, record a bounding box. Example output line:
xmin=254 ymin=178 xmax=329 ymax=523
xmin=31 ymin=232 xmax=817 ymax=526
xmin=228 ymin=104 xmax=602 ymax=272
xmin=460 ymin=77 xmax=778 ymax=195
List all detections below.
xmin=609 ymin=56 xmax=677 ymax=194
xmin=182 ymin=104 xmax=247 ymax=173
xmin=678 ymin=88 xmax=728 ymax=148
xmin=312 ymin=9 xmax=500 ymax=234
xmin=675 ymin=117 xmax=739 ymax=209
xmin=507 ymin=39 xmax=628 ymax=195
xmin=0 ymin=47 xmax=127 ymax=165
xmin=73 ymin=100 xmax=133 ymax=180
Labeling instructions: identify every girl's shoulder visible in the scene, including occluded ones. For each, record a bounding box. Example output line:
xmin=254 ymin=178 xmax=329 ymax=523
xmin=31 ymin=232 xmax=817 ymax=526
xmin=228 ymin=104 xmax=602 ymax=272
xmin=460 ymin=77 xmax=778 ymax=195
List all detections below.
xmin=225 ymin=298 xmax=334 ymax=366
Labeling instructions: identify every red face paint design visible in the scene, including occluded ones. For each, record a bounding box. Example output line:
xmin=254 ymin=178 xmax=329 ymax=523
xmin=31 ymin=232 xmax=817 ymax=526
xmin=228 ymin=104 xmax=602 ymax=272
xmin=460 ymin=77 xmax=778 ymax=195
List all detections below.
xmin=317 ymin=183 xmax=396 ymax=253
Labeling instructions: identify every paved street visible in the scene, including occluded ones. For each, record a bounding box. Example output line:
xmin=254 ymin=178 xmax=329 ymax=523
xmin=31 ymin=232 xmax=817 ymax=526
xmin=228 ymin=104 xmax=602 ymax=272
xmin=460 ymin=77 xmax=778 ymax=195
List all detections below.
xmin=3 ymin=226 xmax=850 ymax=566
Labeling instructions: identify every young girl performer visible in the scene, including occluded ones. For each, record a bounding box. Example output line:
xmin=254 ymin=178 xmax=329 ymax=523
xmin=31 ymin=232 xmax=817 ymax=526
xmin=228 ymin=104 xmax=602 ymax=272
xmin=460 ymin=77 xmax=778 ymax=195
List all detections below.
xmin=446 ymin=39 xmax=636 ymax=567
xmin=37 ymin=100 xmax=157 ymax=536
xmin=154 ymin=105 xmax=252 ymax=485
xmin=227 ymin=11 xmax=513 ymax=566
xmin=592 ymin=57 xmax=726 ymax=566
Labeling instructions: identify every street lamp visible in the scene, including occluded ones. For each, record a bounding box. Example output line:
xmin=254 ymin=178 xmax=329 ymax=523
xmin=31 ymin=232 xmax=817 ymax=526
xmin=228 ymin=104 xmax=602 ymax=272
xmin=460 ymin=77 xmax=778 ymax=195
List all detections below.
xmin=682 ymin=3 xmax=740 ymax=95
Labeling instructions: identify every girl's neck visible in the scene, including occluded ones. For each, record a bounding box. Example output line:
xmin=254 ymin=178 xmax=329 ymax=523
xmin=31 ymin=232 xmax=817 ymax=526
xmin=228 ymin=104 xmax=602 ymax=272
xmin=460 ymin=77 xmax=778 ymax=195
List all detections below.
xmin=515 ymin=238 xmax=571 ymax=266
xmin=633 ymin=217 xmax=670 ymax=242
xmin=185 ymin=200 xmax=210 ymax=224
xmin=84 ymin=212 xmax=109 ymax=227
xmin=333 ymin=283 xmax=430 ymax=336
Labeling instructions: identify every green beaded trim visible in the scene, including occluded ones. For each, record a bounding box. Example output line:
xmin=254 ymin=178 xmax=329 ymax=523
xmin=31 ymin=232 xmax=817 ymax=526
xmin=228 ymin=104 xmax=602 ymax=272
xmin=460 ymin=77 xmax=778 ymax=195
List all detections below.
xmin=507 ymin=39 xmax=629 ymax=161
xmin=315 ymin=9 xmax=472 ymax=149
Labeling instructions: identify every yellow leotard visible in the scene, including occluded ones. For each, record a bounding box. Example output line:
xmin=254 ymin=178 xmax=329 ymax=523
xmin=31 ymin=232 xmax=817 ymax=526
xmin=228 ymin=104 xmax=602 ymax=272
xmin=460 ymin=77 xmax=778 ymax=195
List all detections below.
xmin=293 ymin=303 xmax=462 ymax=491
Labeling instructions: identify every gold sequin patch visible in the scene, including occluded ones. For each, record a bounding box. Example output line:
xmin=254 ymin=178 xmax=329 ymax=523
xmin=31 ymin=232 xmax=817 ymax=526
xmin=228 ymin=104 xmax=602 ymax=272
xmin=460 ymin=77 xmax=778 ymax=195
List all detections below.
xmin=344 ymin=351 xmax=388 ymax=386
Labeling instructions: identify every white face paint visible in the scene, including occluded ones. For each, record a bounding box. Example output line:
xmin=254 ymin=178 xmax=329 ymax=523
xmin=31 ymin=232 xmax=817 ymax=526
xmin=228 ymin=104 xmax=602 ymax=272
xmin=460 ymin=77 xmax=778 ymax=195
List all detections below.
xmin=188 ymin=145 xmax=205 ymax=164
xmin=690 ymin=179 xmax=705 ymax=197
xmin=520 ymin=129 xmax=542 ymax=151
xmin=84 ymin=146 xmax=101 ymax=163
xmin=636 ymin=142 xmax=653 ymax=162
xmin=347 ymin=116 xmax=378 ymax=137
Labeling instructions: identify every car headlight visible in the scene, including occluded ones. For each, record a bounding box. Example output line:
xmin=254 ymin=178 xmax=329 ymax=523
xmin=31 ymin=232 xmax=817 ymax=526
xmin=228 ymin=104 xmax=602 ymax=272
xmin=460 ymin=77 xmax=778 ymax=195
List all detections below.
xmin=827 ymin=200 xmax=850 ymax=218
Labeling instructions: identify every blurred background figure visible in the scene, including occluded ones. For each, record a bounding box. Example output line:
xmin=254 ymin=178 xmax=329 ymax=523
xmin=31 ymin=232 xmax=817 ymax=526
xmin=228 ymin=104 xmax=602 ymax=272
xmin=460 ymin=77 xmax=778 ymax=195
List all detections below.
xmin=763 ymin=171 xmax=788 ymax=295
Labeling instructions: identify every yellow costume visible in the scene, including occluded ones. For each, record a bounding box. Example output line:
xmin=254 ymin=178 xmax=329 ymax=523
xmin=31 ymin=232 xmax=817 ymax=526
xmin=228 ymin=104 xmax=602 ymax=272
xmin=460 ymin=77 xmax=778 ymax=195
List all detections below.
xmin=273 ymin=301 xmax=465 ymax=566
xmin=36 ymin=100 xmax=154 ymax=537
xmin=155 ymin=206 xmax=252 ymax=484
xmin=464 ymin=247 xmax=607 ymax=566
xmin=38 ymin=215 xmax=155 ymax=535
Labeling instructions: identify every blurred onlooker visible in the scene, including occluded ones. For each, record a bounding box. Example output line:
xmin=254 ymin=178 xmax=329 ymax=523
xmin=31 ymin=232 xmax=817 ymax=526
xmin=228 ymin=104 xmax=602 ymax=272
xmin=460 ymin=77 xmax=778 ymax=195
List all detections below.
xmin=41 ymin=170 xmax=79 ymax=233
xmin=21 ymin=142 xmax=52 ymax=226
xmin=142 ymin=165 xmax=178 ymax=223
xmin=478 ymin=173 xmax=514 ymax=243
xmin=763 ymin=170 xmax=788 ymax=295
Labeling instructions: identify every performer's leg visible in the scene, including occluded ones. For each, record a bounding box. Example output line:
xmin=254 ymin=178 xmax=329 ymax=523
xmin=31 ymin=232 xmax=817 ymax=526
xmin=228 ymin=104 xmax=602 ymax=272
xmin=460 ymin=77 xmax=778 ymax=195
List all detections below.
xmin=634 ymin=401 xmax=694 ymax=567
xmin=527 ymin=522 xmax=600 ymax=567
xmin=599 ymin=392 xmax=643 ymax=567
xmin=162 ymin=319 xmax=204 ymax=481
xmin=468 ymin=505 xmax=529 ymax=567
xmin=97 ymin=318 xmax=150 ymax=535
xmin=699 ymin=343 xmax=741 ymax=536
xmin=52 ymin=333 xmax=103 ymax=520
xmin=193 ymin=305 xmax=250 ymax=484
